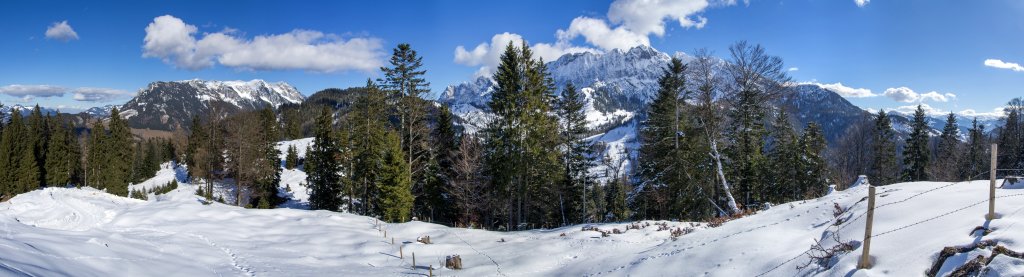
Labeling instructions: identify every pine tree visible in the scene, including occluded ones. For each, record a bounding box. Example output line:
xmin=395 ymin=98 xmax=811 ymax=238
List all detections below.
xmin=606 ymin=177 xmax=629 ymax=222
xmin=44 ymin=114 xmax=74 ymax=187
xmin=419 ymin=104 xmax=458 ymax=223
xmin=482 ymin=42 xmax=564 ymax=228
xmin=378 ymin=43 xmax=432 ymax=219
xmin=961 ymin=118 xmax=989 ymax=179
xmin=557 ymin=82 xmax=592 ymax=224
xmin=352 ymin=80 xmax=390 ymax=215
xmin=27 ymin=106 xmax=47 ymax=186
xmin=306 ymin=107 xmax=343 ymax=211
xmin=285 ymin=145 xmax=299 ymax=170
xmin=767 ymin=109 xmax=801 ymax=202
xmin=871 ymin=110 xmax=900 ymax=185
xmin=903 ymin=105 xmax=931 ymax=181
xmin=933 ymin=112 xmax=961 ymax=181
xmin=0 ymin=111 xmax=27 ymax=196
xmin=1001 ymin=98 xmax=1024 ymax=169
xmin=105 ymin=108 xmax=133 ymax=196
xmin=797 ymin=122 xmax=829 ymax=197
xmin=85 ymin=121 xmax=106 ymax=190
xmin=636 ymin=57 xmax=694 ymax=219
xmin=253 ymin=108 xmax=283 ymax=207
xmin=378 ymin=130 xmax=413 ymax=222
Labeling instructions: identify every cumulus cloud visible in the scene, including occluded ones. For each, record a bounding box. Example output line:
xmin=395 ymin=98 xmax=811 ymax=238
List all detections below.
xmin=45 ymin=20 xmax=79 ymax=42
xmin=142 ymin=15 xmax=384 ymax=72
xmin=454 ymin=32 xmax=598 ymax=77
xmin=893 ymin=103 xmax=945 ymax=116
xmin=802 ymin=82 xmax=876 ymax=98
xmin=454 ymin=0 xmax=735 ymax=75
xmin=607 ymin=0 xmax=711 ymax=36
xmin=788 ymin=67 xmax=799 ymax=72
xmin=855 ymin=0 xmax=870 ymax=7
xmin=984 ymin=59 xmax=1024 ymax=72
xmin=72 ymin=87 xmax=132 ymax=102
xmin=883 ymin=87 xmax=955 ymax=103
xmin=0 ymin=85 xmax=66 ymax=98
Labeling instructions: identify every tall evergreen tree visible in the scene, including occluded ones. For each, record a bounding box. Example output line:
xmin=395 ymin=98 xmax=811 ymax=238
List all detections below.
xmin=636 ymin=57 xmax=698 ymax=219
xmin=285 ymin=145 xmax=299 ymax=169
xmin=797 ymin=122 xmax=829 ymax=197
xmin=767 ymin=109 xmax=800 ymax=202
xmin=306 ymin=108 xmax=343 ymax=211
xmin=0 ymin=111 xmax=27 ymax=196
xmin=1000 ymin=98 xmax=1024 ymax=170
xmin=961 ymin=118 xmax=989 ymax=179
xmin=105 ymin=108 xmax=134 ymax=196
xmin=557 ymin=82 xmax=592 ymax=224
xmin=932 ymin=112 xmax=961 ymax=181
xmin=378 ymin=130 xmax=413 ymax=222
xmin=27 ymin=106 xmax=47 ymax=186
xmin=378 ymin=43 xmax=432 ymax=217
xmin=85 ymin=121 xmax=106 ymax=190
xmin=46 ymin=114 xmax=81 ymax=187
xmin=903 ymin=105 xmax=931 ymax=181
xmin=482 ymin=42 xmax=564 ymax=229
xmin=605 ymin=176 xmax=629 ymax=222
xmin=870 ymin=110 xmax=900 ymax=185
xmin=352 ymin=80 xmax=389 ymax=215
xmin=418 ymin=104 xmax=458 ymax=223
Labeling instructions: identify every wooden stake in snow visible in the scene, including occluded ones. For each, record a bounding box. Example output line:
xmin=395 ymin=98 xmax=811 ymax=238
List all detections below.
xmin=412 ymin=252 xmax=416 ymax=268
xmin=989 ymin=143 xmax=998 ymax=220
xmin=400 ymin=245 xmax=404 ymax=259
xmin=859 ymin=186 xmax=876 ymax=269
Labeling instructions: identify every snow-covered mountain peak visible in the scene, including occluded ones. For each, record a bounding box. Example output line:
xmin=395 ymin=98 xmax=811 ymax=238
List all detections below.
xmin=118 ymin=79 xmax=305 ymax=130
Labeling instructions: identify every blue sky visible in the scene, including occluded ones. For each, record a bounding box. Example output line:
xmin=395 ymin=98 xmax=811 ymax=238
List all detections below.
xmin=1 ymin=0 xmax=1023 ymax=117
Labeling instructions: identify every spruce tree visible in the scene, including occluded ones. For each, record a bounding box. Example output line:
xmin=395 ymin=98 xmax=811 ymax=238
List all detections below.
xmin=27 ymin=106 xmax=47 ymax=186
xmin=557 ymin=82 xmax=592 ymax=223
xmin=767 ymin=109 xmax=800 ymax=202
xmin=378 ymin=43 xmax=432 ymax=218
xmin=797 ymin=122 xmax=829 ymax=197
xmin=306 ymin=107 xmax=342 ymax=211
xmin=606 ymin=177 xmax=629 ymax=222
xmin=352 ymin=80 xmax=389 ymax=215
xmin=44 ymin=114 xmax=74 ymax=187
xmin=419 ymin=104 xmax=458 ymax=223
xmin=378 ymin=130 xmax=413 ymax=222
xmin=870 ymin=110 xmax=899 ymax=185
xmin=1001 ymin=98 xmax=1024 ymax=169
xmin=86 ymin=121 xmax=106 ymax=190
xmin=482 ymin=42 xmax=564 ymax=228
xmin=285 ymin=145 xmax=299 ymax=170
xmin=961 ymin=118 xmax=989 ymax=179
xmin=0 ymin=112 xmax=27 ymax=196
xmin=933 ymin=112 xmax=961 ymax=181
xmin=106 ymin=108 xmax=133 ymax=196
xmin=903 ymin=105 xmax=931 ymax=181
xmin=636 ymin=57 xmax=694 ymax=219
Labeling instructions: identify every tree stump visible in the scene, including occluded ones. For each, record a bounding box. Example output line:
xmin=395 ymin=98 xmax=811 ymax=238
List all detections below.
xmin=417 ymin=236 xmax=431 ymax=244
xmin=445 ymin=255 xmax=462 ymax=270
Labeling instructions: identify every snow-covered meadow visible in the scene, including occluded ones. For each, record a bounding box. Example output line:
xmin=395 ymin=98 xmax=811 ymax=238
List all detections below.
xmin=2 ymin=139 xmax=1024 ymax=276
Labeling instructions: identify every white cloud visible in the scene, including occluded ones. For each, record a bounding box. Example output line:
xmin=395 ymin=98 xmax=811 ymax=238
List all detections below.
xmin=855 ymin=0 xmax=870 ymax=7
xmin=806 ymin=82 xmax=877 ymax=98
xmin=957 ymin=107 xmax=1005 ymax=119
xmin=454 ymin=0 xmax=736 ymax=75
xmin=608 ymin=0 xmax=711 ymax=36
xmin=788 ymin=67 xmax=799 ymax=72
xmin=0 ymin=85 xmax=66 ymax=98
xmin=45 ymin=20 xmax=79 ymax=42
xmin=883 ymin=86 xmax=955 ymax=103
xmin=454 ymin=32 xmax=598 ymax=77
xmin=142 ymin=15 xmax=384 ymax=72
xmin=72 ymin=87 xmax=132 ymax=102
xmin=893 ymin=103 xmax=945 ymax=117
xmin=984 ymin=59 xmax=1024 ymax=72
xmin=556 ymin=17 xmax=651 ymax=51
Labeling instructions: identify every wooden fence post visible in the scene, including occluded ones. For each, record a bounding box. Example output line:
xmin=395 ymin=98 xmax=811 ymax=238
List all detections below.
xmin=858 ymin=186 xmax=876 ymax=269
xmin=413 ymin=252 xmax=416 ymax=268
xmin=989 ymin=143 xmax=998 ymax=220
xmin=400 ymin=245 xmax=404 ymax=259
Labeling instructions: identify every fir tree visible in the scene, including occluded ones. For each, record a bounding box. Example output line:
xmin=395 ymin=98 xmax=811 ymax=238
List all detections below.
xmin=961 ymin=118 xmax=989 ymax=179
xmin=482 ymin=42 xmax=564 ymax=228
xmin=636 ymin=57 xmax=695 ymax=219
xmin=0 ymin=111 xmax=27 ymax=196
xmin=44 ymin=114 xmax=74 ymax=187
xmin=933 ymin=112 xmax=961 ymax=181
xmin=903 ymin=105 xmax=930 ymax=181
xmin=870 ymin=110 xmax=900 ymax=186
xmin=767 ymin=109 xmax=800 ymax=202
xmin=106 ymin=108 xmax=134 ymax=196
xmin=285 ymin=145 xmax=299 ymax=170
xmin=419 ymin=104 xmax=458 ymax=223
xmin=85 ymin=121 xmax=106 ymax=190
xmin=797 ymin=122 xmax=829 ymax=197
xmin=606 ymin=177 xmax=629 ymax=222
xmin=352 ymin=80 xmax=389 ymax=215
xmin=557 ymin=82 xmax=592 ymax=224
xmin=1000 ymin=98 xmax=1024 ymax=169
xmin=306 ymin=108 xmax=343 ymax=211
xmin=378 ymin=130 xmax=413 ymax=222
xmin=378 ymin=43 xmax=432 ymax=219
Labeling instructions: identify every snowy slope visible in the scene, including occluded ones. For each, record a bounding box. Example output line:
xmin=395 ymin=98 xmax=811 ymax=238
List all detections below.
xmin=3 ymin=178 xmax=1024 ymax=276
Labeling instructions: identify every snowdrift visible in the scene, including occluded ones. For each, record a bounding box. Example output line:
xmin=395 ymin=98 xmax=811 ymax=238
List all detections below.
xmin=3 ymin=176 xmax=1024 ymax=276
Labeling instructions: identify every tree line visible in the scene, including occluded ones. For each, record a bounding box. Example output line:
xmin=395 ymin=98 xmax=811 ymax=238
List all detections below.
xmin=0 ymin=106 xmax=172 ymax=200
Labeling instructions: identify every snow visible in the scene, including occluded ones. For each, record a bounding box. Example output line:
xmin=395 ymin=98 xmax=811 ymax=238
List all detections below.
xmin=4 ymin=176 xmax=1024 ymax=276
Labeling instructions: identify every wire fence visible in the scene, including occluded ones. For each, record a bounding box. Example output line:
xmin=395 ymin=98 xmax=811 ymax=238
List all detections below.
xmin=756 ymin=174 xmax=1024 ymax=277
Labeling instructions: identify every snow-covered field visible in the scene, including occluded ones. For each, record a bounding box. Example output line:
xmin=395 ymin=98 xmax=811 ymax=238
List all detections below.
xmin=3 ymin=175 xmax=1024 ymax=276
xmin=4 ymin=139 xmax=1024 ymax=276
